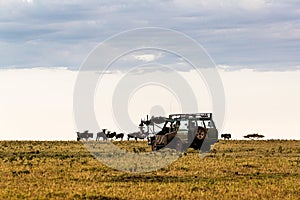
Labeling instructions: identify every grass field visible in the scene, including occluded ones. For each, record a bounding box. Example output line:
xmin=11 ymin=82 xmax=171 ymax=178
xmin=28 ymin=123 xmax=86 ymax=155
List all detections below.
xmin=0 ymin=140 xmax=299 ymax=199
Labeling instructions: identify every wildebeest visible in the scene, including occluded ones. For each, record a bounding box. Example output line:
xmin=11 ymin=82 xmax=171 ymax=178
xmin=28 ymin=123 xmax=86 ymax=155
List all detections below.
xmin=221 ymin=133 xmax=231 ymax=140
xmin=115 ymin=133 xmax=124 ymax=140
xmin=106 ymin=131 xmax=116 ymax=140
xmin=127 ymin=132 xmax=148 ymax=141
xmin=77 ymin=130 xmax=93 ymax=141
xmin=96 ymin=129 xmax=107 ymax=141
xmin=127 ymin=133 xmax=137 ymax=141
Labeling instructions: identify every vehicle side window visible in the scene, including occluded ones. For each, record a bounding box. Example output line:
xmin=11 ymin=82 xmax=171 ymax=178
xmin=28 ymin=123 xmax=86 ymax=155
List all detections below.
xmin=197 ymin=120 xmax=205 ymax=128
xmin=204 ymin=120 xmax=214 ymax=128
xmin=178 ymin=120 xmax=188 ymax=132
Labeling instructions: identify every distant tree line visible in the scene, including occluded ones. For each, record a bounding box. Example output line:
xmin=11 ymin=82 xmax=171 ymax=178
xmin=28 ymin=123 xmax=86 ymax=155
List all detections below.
xmin=220 ymin=133 xmax=265 ymax=140
xmin=244 ymin=133 xmax=264 ymax=139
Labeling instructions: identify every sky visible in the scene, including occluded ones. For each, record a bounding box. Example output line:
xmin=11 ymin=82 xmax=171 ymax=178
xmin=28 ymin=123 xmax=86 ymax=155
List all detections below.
xmin=0 ymin=68 xmax=299 ymax=140
xmin=0 ymin=0 xmax=300 ymax=70
xmin=0 ymin=0 xmax=299 ymax=140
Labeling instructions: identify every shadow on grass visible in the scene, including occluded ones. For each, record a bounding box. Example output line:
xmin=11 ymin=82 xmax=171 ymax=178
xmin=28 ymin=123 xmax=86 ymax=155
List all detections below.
xmin=104 ymin=172 xmax=299 ymax=183
xmin=73 ymin=193 xmax=122 ymax=200
xmin=105 ymin=174 xmax=218 ymax=183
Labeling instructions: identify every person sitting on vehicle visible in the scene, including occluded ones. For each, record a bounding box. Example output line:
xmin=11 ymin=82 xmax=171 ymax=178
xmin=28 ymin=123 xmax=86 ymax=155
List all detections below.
xmin=170 ymin=122 xmax=175 ymax=132
xmin=157 ymin=124 xmax=170 ymax=135
xmin=172 ymin=121 xmax=180 ymax=132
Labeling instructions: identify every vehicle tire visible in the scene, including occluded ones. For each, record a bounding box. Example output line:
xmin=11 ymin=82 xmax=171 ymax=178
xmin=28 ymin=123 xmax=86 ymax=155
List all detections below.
xmin=151 ymin=143 xmax=156 ymax=151
xmin=155 ymin=145 xmax=164 ymax=151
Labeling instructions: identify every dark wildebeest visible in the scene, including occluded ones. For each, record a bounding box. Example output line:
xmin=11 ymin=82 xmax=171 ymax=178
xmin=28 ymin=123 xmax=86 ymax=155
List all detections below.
xmin=127 ymin=132 xmax=147 ymax=141
xmin=106 ymin=131 xmax=116 ymax=140
xmin=136 ymin=132 xmax=148 ymax=140
xmin=115 ymin=133 xmax=124 ymax=141
xmin=127 ymin=124 xmax=149 ymax=141
xmin=77 ymin=130 xmax=93 ymax=141
xmin=221 ymin=133 xmax=231 ymax=140
xmin=96 ymin=129 xmax=107 ymax=141
xmin=127 ymin=132 xmax=138 ymax=141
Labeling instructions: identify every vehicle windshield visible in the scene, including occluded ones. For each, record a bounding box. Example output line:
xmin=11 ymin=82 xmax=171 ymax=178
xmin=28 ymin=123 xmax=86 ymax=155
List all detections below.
xmin=197 ymin=119 xmax=214 ymax=128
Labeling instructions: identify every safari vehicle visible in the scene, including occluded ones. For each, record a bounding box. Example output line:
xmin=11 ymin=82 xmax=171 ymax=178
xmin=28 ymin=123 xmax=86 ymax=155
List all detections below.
xmin=148 ymin=113 xmax=218 ymax=152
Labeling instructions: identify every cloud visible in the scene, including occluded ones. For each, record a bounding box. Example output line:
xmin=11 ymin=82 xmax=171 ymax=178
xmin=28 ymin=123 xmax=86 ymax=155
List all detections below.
xmin=133 ymin=54 xmax=156 ymax=62
xmin=172 ymin=0 xmax=270 ymax=11
xmin=0 ymin=0 xmax=300 ymax=70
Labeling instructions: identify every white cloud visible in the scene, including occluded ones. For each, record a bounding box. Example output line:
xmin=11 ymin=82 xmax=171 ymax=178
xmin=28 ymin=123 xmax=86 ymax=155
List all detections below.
xmin=172 ymin=0 xmax=269 ymax=11
xmin=22 ymin=0 xmax=33 ymax=3
xmin=133 ymin=54 xmax=156 ymax=62
xmin=238 ymin=0 xmax=268 ymax=10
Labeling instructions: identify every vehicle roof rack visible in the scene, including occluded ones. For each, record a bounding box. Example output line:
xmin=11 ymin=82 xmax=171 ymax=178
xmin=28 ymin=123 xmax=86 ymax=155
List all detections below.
xmin=169 ymin=113 xmax=212 ymax=120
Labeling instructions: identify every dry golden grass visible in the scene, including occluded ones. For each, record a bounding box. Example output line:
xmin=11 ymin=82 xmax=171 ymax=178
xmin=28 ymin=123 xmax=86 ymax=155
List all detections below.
xmin=0 ymin=140 xmax=299 ymax=199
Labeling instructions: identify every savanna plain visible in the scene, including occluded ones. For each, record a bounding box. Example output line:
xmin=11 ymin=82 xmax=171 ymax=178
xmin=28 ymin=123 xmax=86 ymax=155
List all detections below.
xmin=0 ymin=140 xmax=299 ymax=199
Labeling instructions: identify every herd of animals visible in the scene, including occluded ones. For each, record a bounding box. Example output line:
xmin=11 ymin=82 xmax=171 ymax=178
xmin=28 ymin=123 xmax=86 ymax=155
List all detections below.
xmin=77 ymin=129 xmax=233 ymax=141
xmin=76 ymin=129 xmax=149 ymax=141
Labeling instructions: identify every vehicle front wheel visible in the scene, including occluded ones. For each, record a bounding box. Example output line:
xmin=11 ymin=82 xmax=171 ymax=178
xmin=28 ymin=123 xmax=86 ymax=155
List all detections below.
xmin=151 ymin=143 xmax=156 ymax=151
